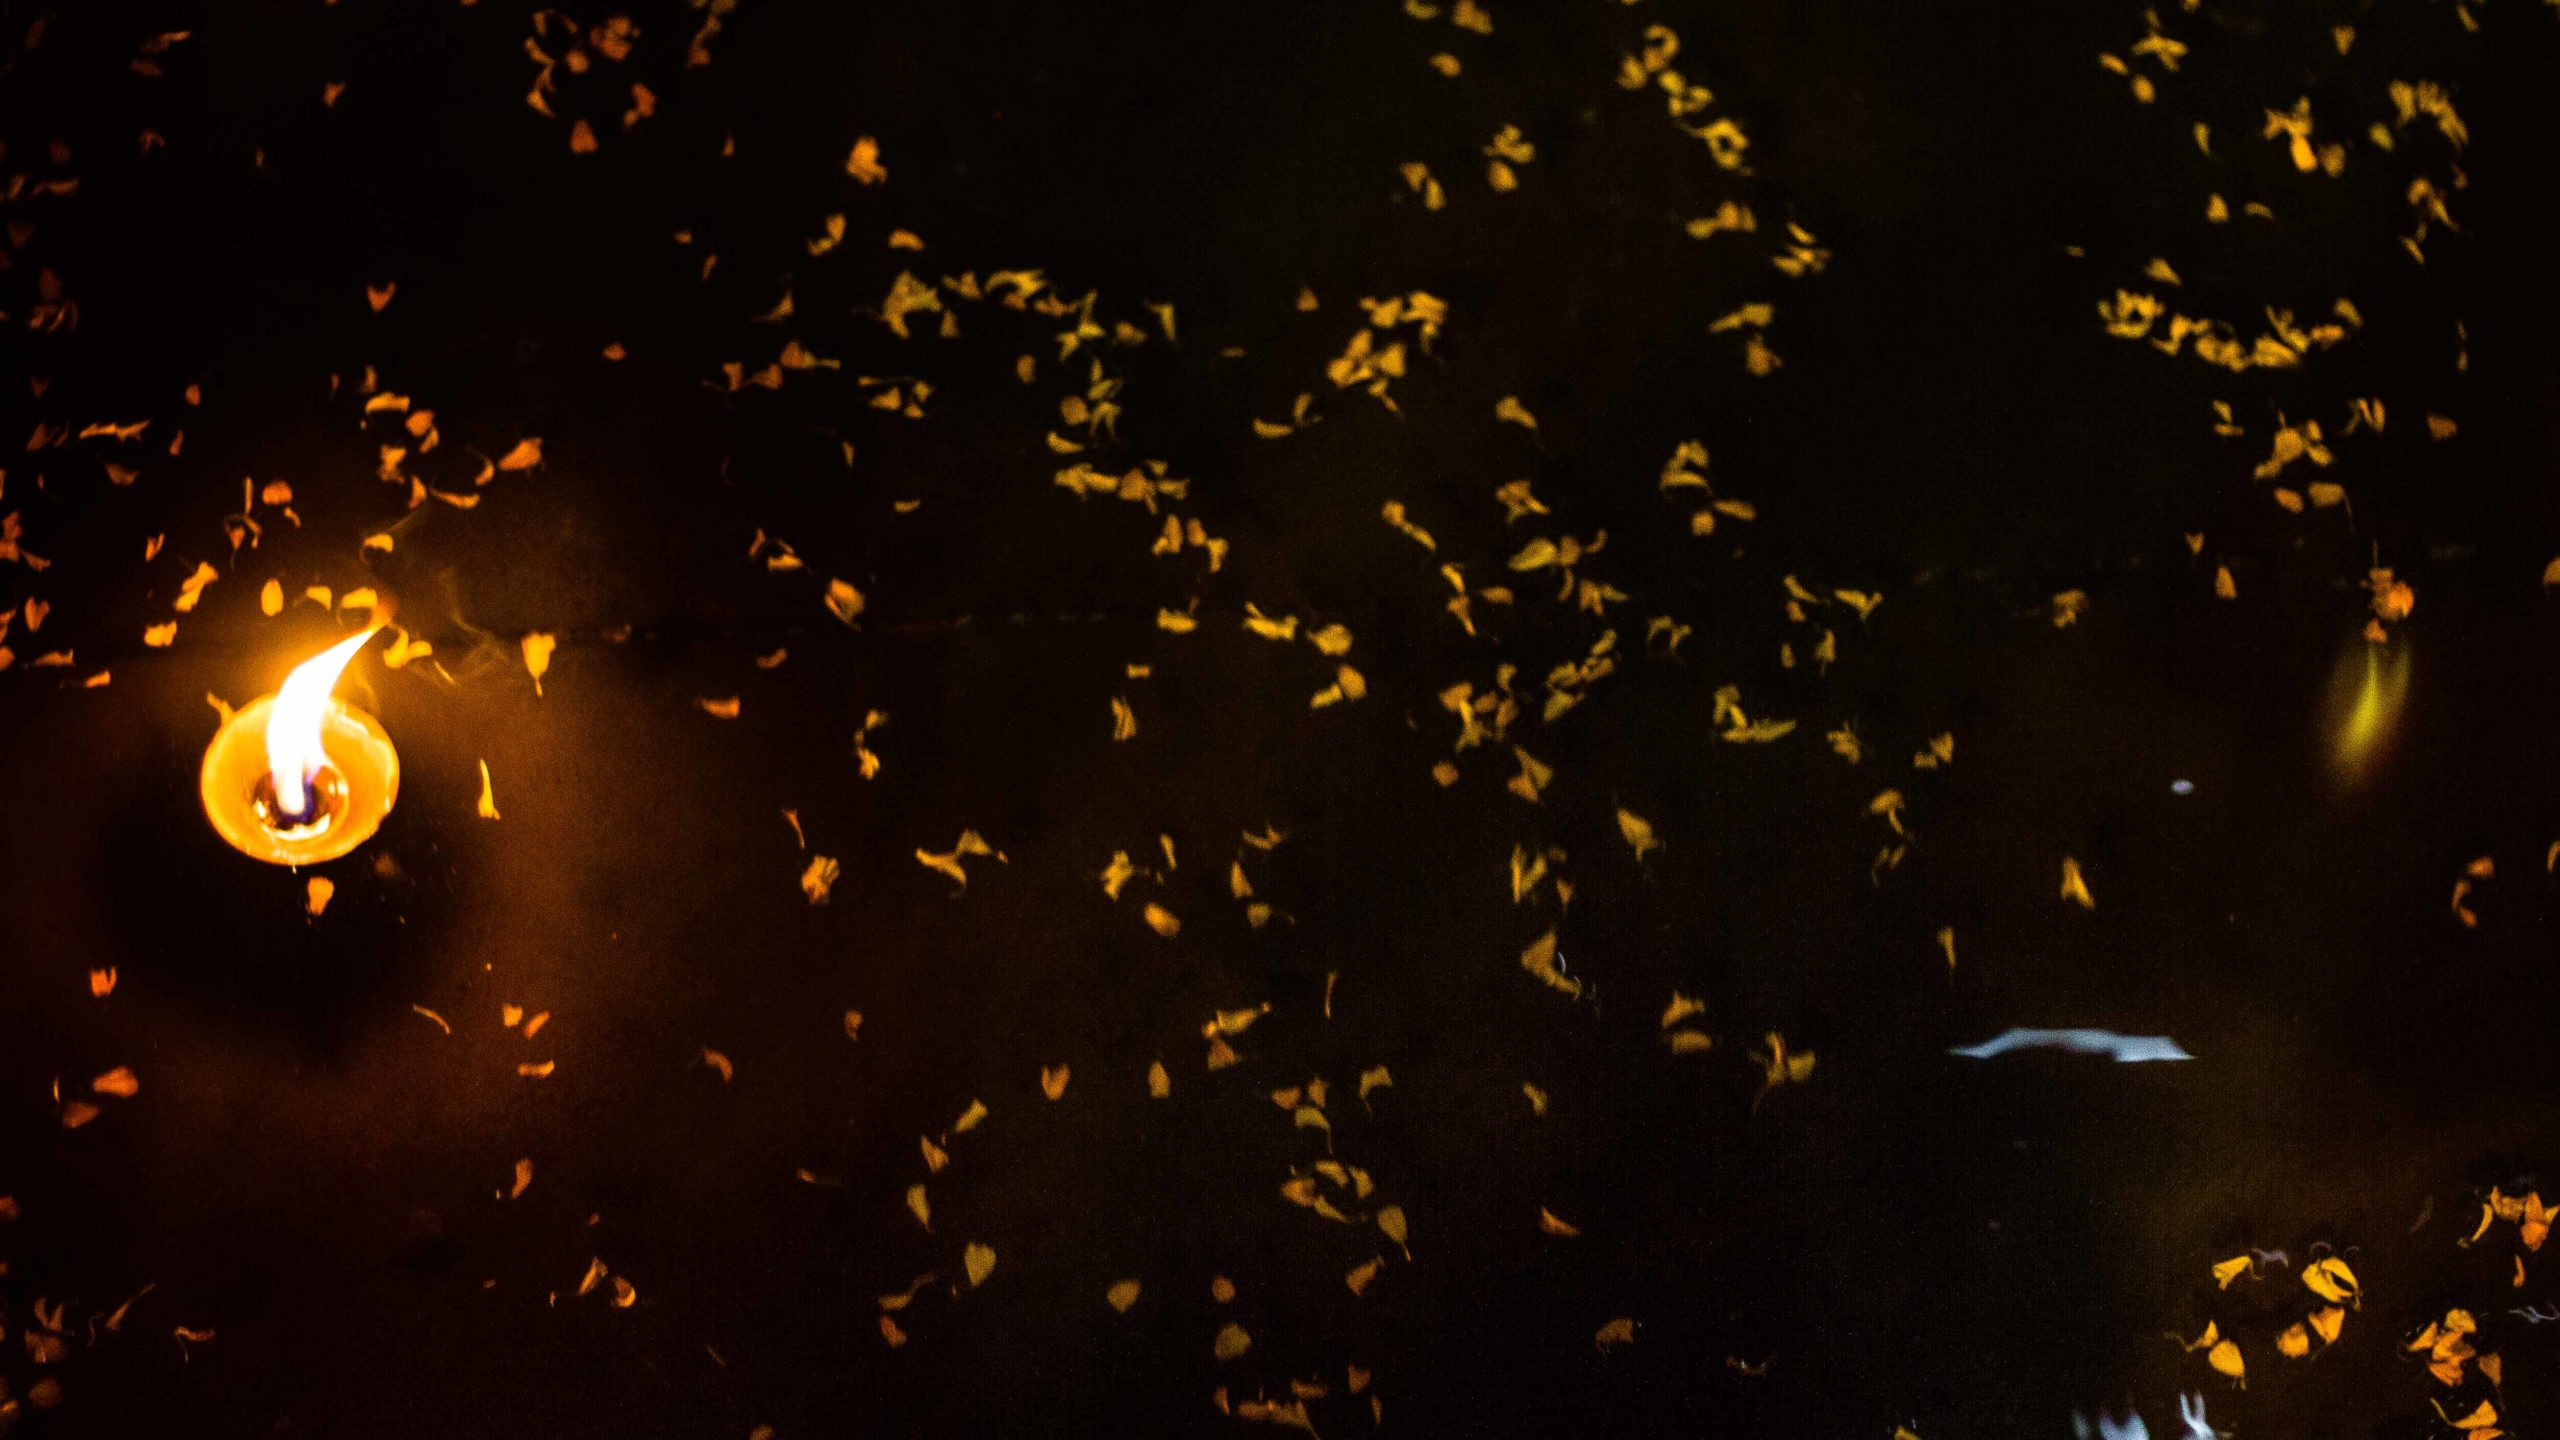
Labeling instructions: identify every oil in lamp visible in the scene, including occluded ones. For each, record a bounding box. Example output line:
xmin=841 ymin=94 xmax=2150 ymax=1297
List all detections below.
xmin=200 ymin=627 xmax=399 ymax=866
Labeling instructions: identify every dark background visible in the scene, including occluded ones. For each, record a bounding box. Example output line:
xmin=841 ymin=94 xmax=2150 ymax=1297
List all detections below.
xmin=2 ymin=0 xmax=2557 ymax=1435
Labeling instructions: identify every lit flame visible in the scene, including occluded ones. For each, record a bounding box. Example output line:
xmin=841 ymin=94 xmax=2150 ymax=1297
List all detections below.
xmin=267 ymin=628 xmax=380 ymax=818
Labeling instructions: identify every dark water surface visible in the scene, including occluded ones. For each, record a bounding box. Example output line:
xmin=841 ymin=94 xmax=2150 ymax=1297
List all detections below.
xmin=2 ymin=0 xmax=2556 ymax=1436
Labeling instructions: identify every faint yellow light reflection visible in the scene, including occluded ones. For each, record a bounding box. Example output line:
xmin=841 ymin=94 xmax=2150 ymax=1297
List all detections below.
xmin=2326 ymin=636 xmax=2409 ymax=786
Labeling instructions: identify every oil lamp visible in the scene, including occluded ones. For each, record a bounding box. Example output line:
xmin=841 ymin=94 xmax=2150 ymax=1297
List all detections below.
xmin=200 ymin=627 xmax=399 ymax=865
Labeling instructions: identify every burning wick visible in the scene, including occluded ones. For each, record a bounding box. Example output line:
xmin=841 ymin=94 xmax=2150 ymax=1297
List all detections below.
xmin=201 ymin=628 xmax=400 ymax=866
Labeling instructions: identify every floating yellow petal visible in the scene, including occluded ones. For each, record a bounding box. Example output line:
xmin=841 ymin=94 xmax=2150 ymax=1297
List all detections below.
xmin=800 ymin=855 xmax=841 ymax=905
xmin=2302 ymin=1256 xmax=2360 ymax=1304
xmin=1616 ymin=808 xmax=1660 ymax=859
xmin=2206 ymin=1338 xmax=2245 ymax=1382
xmin=1376 ymin=1204 xmax=1410 ymax=1257
xmin=846 ymin=135 xmax=888 ymax=184
xmin=2060 ymin=857 xmax=2094 ymax=908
